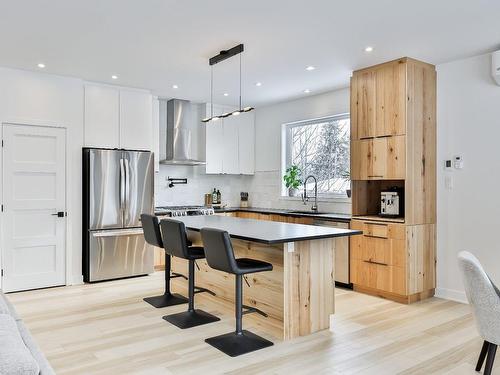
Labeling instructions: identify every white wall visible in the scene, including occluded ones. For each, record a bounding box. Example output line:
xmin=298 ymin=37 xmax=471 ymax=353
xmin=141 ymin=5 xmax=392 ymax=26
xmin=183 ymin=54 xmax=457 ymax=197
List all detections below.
xmin=436 ymin=53 xmax=500 ymax=302
xmin=0 ymin=66 xmax=84 ymax=285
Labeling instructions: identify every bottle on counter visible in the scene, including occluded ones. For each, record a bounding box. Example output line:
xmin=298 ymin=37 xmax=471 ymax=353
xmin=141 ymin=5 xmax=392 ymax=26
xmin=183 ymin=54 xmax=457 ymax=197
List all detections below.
xmin=216 ymin=189 xmax=221 ymax=204
xmin=212 ymin=188 xmax=218 ymax=204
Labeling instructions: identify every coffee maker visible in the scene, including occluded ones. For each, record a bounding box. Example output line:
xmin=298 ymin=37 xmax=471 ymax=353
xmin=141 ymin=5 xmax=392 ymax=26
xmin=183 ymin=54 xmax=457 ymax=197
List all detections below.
xmin=380 ymin=187 xmax=404 ymax=218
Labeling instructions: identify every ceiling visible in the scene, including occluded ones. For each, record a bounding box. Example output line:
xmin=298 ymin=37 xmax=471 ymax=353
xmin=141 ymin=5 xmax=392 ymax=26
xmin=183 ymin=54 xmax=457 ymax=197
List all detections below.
xmin=1 ymin=0 xmax=499 ymax=106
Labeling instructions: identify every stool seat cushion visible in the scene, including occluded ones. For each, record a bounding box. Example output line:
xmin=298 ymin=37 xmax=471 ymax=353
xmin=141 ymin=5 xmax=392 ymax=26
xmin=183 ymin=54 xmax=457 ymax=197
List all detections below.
xmin=234 ymin=258 xmax=273 ymax=275
xmin=186 ymin=246 xmax=206 ymax=260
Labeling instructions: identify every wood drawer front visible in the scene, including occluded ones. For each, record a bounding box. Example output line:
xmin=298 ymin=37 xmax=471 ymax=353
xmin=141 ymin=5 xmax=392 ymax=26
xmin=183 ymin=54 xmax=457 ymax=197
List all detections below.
xmin=351 ymin=220 xmax=405 ymax=240
xmin=351 ymin=235 xmax=406 ymax=268
xmin=351 ymin=259 xmax=406 ymax=295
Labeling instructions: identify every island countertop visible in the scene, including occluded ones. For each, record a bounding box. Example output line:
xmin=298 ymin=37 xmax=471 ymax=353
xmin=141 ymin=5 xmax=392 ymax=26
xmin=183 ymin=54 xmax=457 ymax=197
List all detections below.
xmin=165 ymin=215 xmax=361 ymax=244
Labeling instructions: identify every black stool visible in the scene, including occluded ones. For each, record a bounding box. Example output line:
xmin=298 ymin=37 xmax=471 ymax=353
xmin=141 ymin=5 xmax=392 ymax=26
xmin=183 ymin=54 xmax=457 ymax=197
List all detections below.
xmin=200 ymin=227 xmax=274 ymax=357
xmin=160 ymin=219 xmax=220 ymax=329
xmin=141 ymin=214 xmax=188 ymax=308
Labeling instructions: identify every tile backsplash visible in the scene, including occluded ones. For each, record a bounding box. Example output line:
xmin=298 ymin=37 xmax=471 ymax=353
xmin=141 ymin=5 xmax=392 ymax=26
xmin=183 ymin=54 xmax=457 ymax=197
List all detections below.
xmin=155 ymin=165 xmax=351 ymax=214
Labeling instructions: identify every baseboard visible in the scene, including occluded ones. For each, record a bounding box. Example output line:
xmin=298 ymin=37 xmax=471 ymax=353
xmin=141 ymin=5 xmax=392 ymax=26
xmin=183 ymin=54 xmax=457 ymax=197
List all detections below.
xmin=435 ymin=287 xmax=468 ymax=304
xmin=69 ymin=274 xmax=84 ymax=286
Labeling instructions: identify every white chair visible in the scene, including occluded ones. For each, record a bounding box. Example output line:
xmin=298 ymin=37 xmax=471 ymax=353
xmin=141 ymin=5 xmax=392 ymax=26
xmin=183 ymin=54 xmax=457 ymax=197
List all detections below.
xmin=458 ymin=251 xmax=500 ymax=375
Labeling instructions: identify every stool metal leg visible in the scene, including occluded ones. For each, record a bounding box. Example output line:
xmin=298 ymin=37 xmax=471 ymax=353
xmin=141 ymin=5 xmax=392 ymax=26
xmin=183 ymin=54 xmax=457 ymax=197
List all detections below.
xmin=205 ymin=274 xmax=273 ymax=357
xmin=162 ymin=259 xmax=220 ymax=329
xmin=143 ymin=253 xmax=188 ymax=308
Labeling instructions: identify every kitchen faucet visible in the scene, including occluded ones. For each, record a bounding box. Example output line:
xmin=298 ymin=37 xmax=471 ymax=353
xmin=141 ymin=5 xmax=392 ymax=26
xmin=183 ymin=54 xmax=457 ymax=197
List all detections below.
xmin=301 ymin=175 xmax=318 ymax=211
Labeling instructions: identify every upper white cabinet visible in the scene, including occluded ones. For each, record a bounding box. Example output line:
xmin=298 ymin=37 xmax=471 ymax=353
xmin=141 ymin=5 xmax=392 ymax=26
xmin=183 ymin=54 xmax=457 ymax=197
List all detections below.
xmin=84 ymin=85 xmax=120 ymax=148
xmin=205 ymin=119 xmax=224 ymax=174
xmin=238 ymin=111 xmax=255 ymax=174
xmin=205 ymin=104 xmax=255 ymax=175
xmin=84 ymin=83 xmax=153 ymax=151
xmin=119 ymin=90 xmax=153 ymax=150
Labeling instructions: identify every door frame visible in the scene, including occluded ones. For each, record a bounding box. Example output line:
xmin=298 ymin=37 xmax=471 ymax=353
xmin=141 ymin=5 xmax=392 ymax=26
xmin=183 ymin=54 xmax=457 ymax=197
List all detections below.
xmin=0 ymin=119 xmax=71 ymax=291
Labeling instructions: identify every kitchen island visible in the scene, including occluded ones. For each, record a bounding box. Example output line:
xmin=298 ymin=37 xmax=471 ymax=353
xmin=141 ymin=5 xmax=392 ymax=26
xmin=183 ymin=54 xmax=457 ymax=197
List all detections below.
xmin=166 ymin=215 xmax=361 ymax=340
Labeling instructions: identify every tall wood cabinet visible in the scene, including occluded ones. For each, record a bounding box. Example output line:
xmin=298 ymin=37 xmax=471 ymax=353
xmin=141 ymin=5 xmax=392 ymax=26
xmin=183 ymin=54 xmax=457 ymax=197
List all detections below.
xmin=349 ymin=57 xmax=436 ymax=304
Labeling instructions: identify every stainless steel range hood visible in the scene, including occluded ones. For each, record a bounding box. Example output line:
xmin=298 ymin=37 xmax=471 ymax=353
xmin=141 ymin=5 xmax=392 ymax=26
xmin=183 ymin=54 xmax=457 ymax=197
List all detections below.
xmin=160 ymin=99 xmax=206 ymax=166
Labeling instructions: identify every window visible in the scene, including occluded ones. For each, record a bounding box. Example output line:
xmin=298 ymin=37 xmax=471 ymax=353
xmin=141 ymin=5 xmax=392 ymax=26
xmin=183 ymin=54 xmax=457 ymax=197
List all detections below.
xmin=283 ymin=114 xmax=350 ymax=197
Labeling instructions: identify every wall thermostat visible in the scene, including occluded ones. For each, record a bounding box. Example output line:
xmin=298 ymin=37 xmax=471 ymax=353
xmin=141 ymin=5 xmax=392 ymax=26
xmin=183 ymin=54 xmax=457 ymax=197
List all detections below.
xmin=454 ymin=155 xmax=464 ymax=169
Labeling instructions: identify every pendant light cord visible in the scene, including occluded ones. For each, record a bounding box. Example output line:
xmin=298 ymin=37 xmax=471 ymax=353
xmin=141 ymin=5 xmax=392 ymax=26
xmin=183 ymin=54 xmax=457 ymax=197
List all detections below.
xmin=239 ymin=53 xmax=242 ymax=110
xmin=210 ymin=66 xmax=214 ymax=118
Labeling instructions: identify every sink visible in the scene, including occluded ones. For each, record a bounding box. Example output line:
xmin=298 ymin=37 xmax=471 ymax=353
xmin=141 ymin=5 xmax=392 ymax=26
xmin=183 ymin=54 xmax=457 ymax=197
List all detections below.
xmin=287 ymin=210 xmax=328 ymax=215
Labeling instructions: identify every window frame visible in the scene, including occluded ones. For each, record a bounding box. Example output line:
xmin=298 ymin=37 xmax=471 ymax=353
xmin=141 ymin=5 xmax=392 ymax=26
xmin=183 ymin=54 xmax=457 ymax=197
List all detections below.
xmin=280 ymin=113 xmax=351 ymax=201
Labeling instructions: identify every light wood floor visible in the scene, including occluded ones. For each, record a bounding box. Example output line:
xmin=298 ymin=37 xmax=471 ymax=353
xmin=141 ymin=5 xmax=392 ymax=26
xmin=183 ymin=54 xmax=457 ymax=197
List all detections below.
xmin=6 ymin=272 xmax=495 ymax=374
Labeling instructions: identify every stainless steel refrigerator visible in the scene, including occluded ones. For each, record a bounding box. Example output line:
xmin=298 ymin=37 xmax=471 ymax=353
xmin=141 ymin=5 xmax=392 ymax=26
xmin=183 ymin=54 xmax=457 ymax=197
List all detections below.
xmin=83 ymin=148 xmax=154 ymax=282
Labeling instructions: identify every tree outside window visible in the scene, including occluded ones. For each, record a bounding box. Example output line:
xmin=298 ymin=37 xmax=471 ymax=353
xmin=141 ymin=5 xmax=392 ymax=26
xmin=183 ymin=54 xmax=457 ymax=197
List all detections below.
xmin=283 ymin=114 xmax=350 ymax=197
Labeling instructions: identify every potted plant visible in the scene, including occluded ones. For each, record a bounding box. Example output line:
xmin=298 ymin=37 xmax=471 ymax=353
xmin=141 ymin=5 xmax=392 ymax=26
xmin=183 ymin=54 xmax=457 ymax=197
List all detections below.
xmin=283 ymin=165 xmax=302 ymax=197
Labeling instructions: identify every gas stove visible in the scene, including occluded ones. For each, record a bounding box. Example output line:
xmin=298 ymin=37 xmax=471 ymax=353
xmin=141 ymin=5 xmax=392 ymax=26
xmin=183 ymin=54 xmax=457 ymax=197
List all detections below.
xmin=155 ymin=205 xmax=215 ymax=217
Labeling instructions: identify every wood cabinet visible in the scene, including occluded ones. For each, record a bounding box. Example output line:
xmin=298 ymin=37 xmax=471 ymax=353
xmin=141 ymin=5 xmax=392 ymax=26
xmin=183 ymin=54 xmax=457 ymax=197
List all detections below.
xmin=205 ymin=104 xmax=255 ymax=175
xmin=351 ymin=136 xmax=405 ymax=180
xmin=84 ymin=83 xmax=153 ymax=151
xmin=350 ymin=57 xmax=436 ymax=304
xmin=351 ymin=60 xmax=406 ymax=140
xmin=350 ymin=219 xmax=435 ymax=303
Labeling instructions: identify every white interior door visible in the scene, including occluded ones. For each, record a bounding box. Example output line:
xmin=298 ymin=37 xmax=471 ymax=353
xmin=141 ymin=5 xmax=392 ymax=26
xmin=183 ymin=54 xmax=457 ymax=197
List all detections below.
xmin=2 ymin=124 xmax=66 ymax=292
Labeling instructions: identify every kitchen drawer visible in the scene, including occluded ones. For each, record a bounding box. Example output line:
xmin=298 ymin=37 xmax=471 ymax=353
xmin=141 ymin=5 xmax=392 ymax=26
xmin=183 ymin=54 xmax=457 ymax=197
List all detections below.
xmin=351 ymin=220 xmax=405 ymax=240
xmin=351 ymin=235 xmax=406 ymax=268
xmin=350 ymin=259 xmax=406 ymax=295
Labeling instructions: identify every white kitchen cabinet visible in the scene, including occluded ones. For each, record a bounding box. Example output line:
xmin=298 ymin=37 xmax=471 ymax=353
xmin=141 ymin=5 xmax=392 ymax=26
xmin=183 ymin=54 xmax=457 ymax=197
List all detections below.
xmin=119 ymin=89 xmax=153 ymax=151
xmin=152 ymin=97 xmax=160 ymax=172
xmin=84 ymin=84 xmax=120 ymax=148
xmin=204 ymin=104 xmax=255 ymax=175
xmin=222 ymin=115 xmax=240 ymax=174
xmin=84 ymin=83 xmax=153 ymax=151
xmin=238 ymin=111 xmax=255 ymax=175
xmin=205 ymin=119 xmax=224 ymax=174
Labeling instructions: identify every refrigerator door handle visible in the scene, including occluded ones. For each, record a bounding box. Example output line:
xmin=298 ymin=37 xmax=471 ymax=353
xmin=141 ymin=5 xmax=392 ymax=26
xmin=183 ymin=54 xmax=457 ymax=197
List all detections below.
xmin=124 ymin=158 xmax=131 ymax=219
xmin=119 ymin=158 xmax=125 ymax=212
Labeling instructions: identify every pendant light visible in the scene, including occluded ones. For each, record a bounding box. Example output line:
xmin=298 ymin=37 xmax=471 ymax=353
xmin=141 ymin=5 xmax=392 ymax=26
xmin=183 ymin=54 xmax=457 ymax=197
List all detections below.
xmin=202 ymin=44 xmax=254 ymax=123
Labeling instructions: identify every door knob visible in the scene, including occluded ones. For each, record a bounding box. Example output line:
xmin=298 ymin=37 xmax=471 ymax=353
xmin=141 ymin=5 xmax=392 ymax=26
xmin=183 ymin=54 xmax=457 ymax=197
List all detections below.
xmin=51 ymin=211 xmax=66 ymax=218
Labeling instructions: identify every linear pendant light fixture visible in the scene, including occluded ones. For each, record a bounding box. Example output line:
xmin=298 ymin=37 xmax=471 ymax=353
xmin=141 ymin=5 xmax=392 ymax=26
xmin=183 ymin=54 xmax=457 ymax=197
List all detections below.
xmin=202 ymin=44 xmax=254 ymax=123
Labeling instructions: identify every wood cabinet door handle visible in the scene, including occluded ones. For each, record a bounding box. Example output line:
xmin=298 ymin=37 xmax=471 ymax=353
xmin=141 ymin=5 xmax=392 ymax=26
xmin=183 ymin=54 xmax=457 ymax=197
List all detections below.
xmin=364 ymin=259 xmax=388 ymax=266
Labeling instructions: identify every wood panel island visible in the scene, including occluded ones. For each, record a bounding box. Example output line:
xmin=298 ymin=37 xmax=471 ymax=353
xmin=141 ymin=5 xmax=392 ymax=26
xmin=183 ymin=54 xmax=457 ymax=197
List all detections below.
xmin=167 ymin=215 xmax=361 ymax=340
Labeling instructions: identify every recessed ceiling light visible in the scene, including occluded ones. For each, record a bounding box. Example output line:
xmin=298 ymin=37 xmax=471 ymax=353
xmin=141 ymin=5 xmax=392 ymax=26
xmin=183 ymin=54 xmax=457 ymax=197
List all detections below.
xmin=306 ymin=66 xmax=315 ymax=71
xmin=255 ymin=82 xmax=262 ymax=87
xmin=37 ymin=63 xmax=45 ymax=68
xmin=303 ymin=89 xmax=311 ymax=94
xmin=111 ymin=75 xmax=118 ymax=80
xmin=223 ymin=93 xmax=229 ymax=96
xmin=365 ymin=46 xmax=374 ymax=52
xmin=172 ymin=84 xmax=178 ymax=89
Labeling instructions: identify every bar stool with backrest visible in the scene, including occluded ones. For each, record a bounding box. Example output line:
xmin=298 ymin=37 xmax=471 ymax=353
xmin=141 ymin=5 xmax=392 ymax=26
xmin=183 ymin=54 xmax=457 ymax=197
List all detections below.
xmin=160 ymin=219 xmax=220 ymax=329
xmin=200 ymin=227 xmax=274 ymax=357
xmin=141 ymin=214 xmax=188 ymax=308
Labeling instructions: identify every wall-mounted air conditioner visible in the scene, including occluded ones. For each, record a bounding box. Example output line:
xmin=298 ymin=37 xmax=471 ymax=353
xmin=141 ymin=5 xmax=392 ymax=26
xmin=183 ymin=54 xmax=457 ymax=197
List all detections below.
xmin=492 ymin=50 xmax=500 ymax=85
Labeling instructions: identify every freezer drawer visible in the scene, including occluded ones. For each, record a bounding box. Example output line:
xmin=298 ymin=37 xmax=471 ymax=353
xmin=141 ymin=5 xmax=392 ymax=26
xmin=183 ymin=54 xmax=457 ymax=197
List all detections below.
xmin=88 ymin=228 xmax=154 ymax=282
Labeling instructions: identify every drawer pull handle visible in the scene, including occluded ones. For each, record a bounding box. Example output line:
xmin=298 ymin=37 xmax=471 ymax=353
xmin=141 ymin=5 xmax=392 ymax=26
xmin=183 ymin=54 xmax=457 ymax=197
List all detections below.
xmin=364 ymin=234 xmax=388 ymax=239
xmin=364 ymin=260 xmax=388 ymax=266
xmin=367 ymin=175 xmax=384 ymax=178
